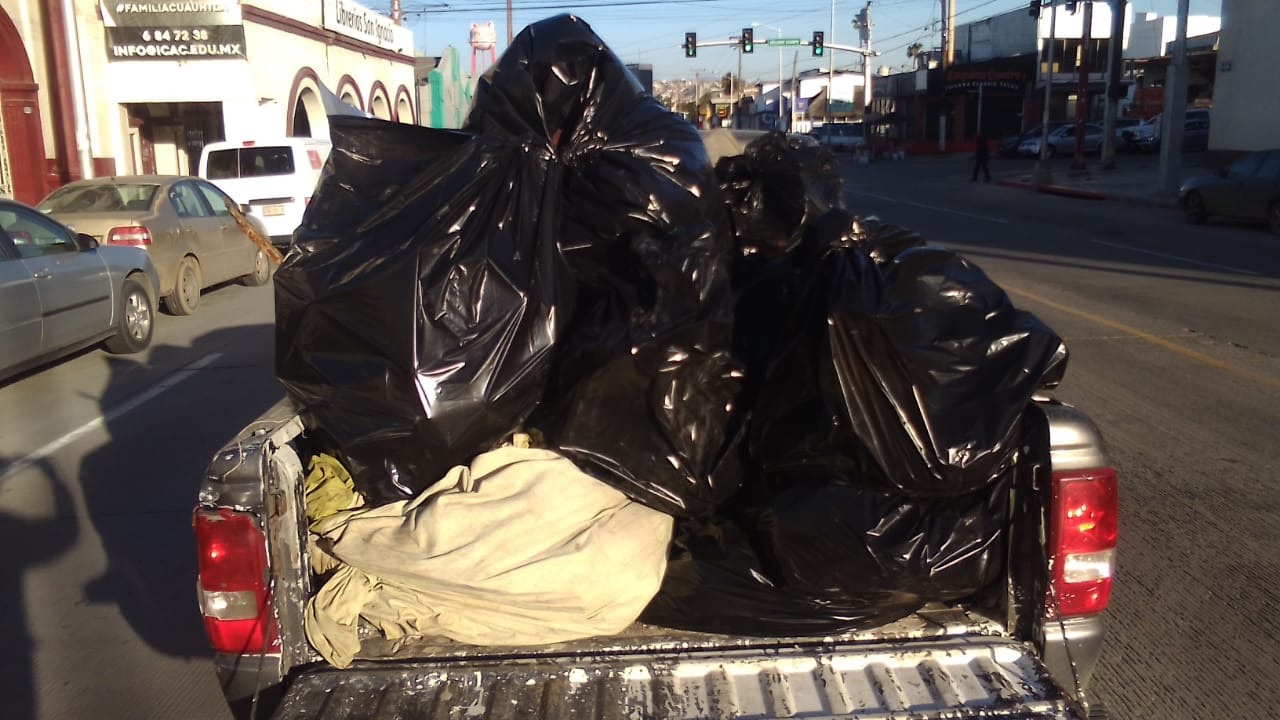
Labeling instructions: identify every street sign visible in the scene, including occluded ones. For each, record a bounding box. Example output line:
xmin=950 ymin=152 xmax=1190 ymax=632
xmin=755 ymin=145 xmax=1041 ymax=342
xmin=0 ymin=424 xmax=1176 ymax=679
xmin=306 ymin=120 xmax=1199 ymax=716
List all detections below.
xmin=766 ymin=38 xmax=803 ymax=46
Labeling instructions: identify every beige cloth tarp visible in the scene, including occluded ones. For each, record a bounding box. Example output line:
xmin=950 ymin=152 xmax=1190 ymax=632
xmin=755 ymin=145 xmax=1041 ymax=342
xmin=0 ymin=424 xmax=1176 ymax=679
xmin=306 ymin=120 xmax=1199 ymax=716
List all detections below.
xmin=305 ymin=447 xmax=674 ymax=668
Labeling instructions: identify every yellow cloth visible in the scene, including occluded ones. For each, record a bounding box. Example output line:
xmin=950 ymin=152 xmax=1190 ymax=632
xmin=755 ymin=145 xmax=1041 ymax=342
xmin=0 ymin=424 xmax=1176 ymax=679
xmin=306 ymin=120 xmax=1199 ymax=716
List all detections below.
xmin=304 ymin=447 xmax=673 ymax=668
xmin=303 ymin=454 xmax=364 ymax=526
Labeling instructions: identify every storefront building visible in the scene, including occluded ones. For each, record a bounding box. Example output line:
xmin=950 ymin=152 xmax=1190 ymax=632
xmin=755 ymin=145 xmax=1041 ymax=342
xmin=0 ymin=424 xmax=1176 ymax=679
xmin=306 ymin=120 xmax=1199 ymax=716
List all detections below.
xmin=0 ymin=0 xmax=416 ymax=203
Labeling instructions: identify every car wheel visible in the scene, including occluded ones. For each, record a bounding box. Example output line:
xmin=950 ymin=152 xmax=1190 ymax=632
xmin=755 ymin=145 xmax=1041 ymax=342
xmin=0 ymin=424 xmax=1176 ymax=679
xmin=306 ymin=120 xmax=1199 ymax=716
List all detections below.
xmin=104 ymin=275 xmax=155 ymax=354
xmin=241 ymin=248 xmax=272 ymax=287
xmin=164 ymin=256 xmax=202 ymax=316
xmin=1184 ymin=191 xmax=1208 ymax=225
xmin=1269 ymin=202 xmax=1280 ymax=236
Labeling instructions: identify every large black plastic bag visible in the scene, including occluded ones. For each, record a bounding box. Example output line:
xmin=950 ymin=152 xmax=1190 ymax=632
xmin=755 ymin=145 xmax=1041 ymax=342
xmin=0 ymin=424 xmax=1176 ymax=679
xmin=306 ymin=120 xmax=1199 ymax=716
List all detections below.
xmin=641 ymin=134 xmax=1065 ymax=634
xmin=822 ymin=220 xmax=1068 ymax=495
xmin=275 ymin=118 xmax=569 ymax=501
xmin=500 ymin=17 xmax=740 ymax=518
xmin=715 ymin=131 xmax=844 ymax=259
xmin=641 ymin=475 xmax=1011 ymax=636
xmin=276 ymin=15 xmax=739 ymax=506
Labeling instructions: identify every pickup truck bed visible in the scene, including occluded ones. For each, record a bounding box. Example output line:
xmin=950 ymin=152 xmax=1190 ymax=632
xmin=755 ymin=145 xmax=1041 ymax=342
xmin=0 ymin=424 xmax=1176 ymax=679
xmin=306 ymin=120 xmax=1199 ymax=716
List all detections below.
xmin=199 ymin=398 xmax=1109 ymax=720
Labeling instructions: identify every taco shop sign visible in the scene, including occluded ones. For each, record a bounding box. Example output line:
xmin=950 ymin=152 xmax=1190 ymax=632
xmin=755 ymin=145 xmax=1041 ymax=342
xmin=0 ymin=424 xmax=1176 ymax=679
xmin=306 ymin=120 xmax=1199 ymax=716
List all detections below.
xmin=322 ymin=0 xmax=412 ymax=53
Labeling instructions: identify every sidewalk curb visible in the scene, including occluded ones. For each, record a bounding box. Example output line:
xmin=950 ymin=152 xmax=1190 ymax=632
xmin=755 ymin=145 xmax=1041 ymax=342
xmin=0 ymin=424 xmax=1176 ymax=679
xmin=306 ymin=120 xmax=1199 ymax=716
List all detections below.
xmin=996 ymin=179 xmax=1108 ymax=200
xmin=995 ymin=178 xmax=1179 ymax=209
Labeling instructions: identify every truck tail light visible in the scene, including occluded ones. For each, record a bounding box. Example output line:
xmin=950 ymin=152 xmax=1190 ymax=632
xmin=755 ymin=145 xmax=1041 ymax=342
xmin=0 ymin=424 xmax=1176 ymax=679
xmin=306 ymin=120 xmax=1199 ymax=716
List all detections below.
xmin=107 ymin=226 xmax=152 ymax=246
xmin=1048 ymin=467 xmax=1118 ymax=618
xmin=193 ymin=508 xmax=279 ymax=654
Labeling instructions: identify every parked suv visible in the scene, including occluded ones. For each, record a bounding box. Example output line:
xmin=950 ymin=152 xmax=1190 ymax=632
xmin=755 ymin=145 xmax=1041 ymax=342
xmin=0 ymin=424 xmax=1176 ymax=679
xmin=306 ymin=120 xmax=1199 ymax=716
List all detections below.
xmin=199 ymin=138 xmax=332 ymax=248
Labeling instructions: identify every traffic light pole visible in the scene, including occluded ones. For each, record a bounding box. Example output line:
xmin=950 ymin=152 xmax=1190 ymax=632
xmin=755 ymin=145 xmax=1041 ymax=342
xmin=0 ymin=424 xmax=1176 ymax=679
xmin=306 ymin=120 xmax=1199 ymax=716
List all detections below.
xmin=683 ymin=33 xmax=877 ymax=132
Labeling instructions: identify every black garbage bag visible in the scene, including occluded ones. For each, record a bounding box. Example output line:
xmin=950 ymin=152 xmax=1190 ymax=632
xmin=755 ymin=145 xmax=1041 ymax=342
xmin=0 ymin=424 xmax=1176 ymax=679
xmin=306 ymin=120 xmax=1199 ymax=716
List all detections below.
xmin=641 ymin=481 xmax=1010 ymax=636
xmin=641 ymin=410 xmax=1047 ymax=636
xmin=715 ymin=131 xmax=844 ymax=258
xmin=640 ymin=134 xmax=1067 ymax=635
xmin=822 ymin=219 xmax=1068 ymax=495
xmin=275 ymin=118 xmax=568 ymax=501
xmin=731 ymin=188 xmax=1065 ymax=498
xmin=493 ymin=17 xmax=740 ymax=518
xmin=276 ymin=15 xmax=739 ymax=506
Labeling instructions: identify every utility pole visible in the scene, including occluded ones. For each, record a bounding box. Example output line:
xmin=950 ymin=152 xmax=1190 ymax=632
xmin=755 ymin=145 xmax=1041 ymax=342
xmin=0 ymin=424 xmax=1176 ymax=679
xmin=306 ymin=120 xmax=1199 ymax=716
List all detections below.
xmin=941 ymin=0 xmax=955 ymax=68
xmin=856 ymin=2 xmax=873 ymax=119
xmin=1071 ymin=0 xmax=1093 ymax=171
xmin=828 ymin=0 xmax=836 ymax=124
xmin=506 ymin=0 xmax=513 ymax=45
xmin=1157 ymin=0 xmax=1190 ymax=195
xmin=940 ymin=0 xmax=949 ymax=69
xmin=791 ymin=51 xmax=800 ymax=130
xmin=1100 ymin=0 xmax=1126 ymax=169
xmin=737 ymin=39 xmax=744 ymax=128
xmin=1034 ymin=0 xmax=1058 ymax=186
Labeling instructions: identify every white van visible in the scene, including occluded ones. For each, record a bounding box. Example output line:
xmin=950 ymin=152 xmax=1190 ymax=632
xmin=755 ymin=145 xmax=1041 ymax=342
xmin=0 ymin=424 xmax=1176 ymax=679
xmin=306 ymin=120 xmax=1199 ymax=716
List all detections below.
xmin=810 ymin=123 xmax=866 ymax=152
xmin=198 ymin=138 xmax=331 ymax=246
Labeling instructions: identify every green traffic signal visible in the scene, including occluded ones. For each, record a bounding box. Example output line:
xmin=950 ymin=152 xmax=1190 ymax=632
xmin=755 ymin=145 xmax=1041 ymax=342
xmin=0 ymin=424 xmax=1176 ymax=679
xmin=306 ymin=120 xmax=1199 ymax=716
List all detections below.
xmin=812 ymin=31 xmax=824 ymax=57
xmin=685 ymin=32 xmax=697 ymax=57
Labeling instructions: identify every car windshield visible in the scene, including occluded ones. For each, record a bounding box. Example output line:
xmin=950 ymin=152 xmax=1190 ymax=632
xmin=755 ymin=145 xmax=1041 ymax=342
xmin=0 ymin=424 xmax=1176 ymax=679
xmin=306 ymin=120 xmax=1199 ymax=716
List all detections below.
xmin=38 ymin=183 xmax=159 ymax=213
xmin=205 ymin=147 xmax=297 ymax=179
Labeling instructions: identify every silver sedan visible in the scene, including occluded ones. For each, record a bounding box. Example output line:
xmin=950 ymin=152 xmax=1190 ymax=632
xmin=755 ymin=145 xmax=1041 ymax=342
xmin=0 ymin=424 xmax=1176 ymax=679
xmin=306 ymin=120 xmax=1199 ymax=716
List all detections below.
xmin=1 ymin=199 xmax=160 ymax=381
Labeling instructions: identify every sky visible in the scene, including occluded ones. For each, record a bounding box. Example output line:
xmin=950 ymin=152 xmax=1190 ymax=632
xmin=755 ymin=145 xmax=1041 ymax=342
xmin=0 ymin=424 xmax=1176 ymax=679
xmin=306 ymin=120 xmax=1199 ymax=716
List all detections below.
xmin=388 ymin=0 xmax=1221 ymax=81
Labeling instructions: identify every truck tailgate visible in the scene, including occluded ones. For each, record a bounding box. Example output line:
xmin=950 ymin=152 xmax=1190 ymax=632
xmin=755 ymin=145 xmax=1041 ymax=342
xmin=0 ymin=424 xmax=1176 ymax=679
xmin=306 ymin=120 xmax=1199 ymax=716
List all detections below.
xmin=271 ymin=636 xmax=1081 ymax=719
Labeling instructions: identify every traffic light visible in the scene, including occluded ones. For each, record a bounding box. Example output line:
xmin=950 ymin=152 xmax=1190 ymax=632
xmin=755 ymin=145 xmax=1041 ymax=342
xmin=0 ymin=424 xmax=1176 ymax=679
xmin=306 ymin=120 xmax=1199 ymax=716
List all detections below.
xmin=741 ymin=27 xmax=754 ymax=54
xmin=812 ymin=30 xmax=824 ymax=57
xmin=685 ymin=32 xmax=696 ymax=57
xmin=1028 ymin=0 xmax=1040 ymax=16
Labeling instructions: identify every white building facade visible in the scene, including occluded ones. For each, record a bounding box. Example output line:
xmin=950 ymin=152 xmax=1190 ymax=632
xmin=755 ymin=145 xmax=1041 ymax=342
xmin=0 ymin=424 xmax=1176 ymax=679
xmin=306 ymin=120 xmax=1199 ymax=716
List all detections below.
xmin=1208 ymin=0 xmax=1278 ymax=152
xmin=1 ymin=0 xmax=416 ymax=193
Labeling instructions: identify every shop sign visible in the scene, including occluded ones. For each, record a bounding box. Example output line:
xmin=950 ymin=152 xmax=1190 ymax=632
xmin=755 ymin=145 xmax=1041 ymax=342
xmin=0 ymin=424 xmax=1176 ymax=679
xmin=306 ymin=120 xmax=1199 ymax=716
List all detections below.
xmin=944 ymin=69 xmax=1027 ymax=93
xmin=100 ymin=1 xmax=243 ymax=27
xmin=322 ymin=0 xmax=413 ymax=53
xmin=100 ymin=0 xmax=246 ymax=60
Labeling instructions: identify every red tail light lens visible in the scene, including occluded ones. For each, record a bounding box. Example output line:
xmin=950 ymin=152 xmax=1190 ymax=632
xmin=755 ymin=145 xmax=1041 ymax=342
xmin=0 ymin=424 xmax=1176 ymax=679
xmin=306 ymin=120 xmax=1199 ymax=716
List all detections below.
xmin=1049 ymin=467 xmax=1118 ymax=618
xmin=107 ymin=226 xmax=152 ymax=246
xmin=193 ymin=508 xmax=279 ymax=654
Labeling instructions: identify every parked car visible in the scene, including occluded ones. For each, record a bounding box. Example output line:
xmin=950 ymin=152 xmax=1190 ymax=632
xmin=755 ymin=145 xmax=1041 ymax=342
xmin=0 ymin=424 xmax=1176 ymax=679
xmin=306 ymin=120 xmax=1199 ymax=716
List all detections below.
xmin=1179 ymin=148 xmax=1280 ymax=234
xmin=38 ymin=176 xmax=272 ymax=316
xmin=1112 ymin=117 xmax=1145 ymax=151
xmin=1133 ymin=109 xmax=1211 ymax=153
xmin=1 ymin=198 xmax=159 ymax=380
xmin=1018 ymin=123 xmax=1106 ymax=157
xmin=1118 ymin=117 xmax=1157 ymax=151
xmin=199 ymin=138 xmax=332 ymax=247
xmin=997 ymin=124 xmax=1068 ymax=157
xmin=810 ymin=122 xmax=866 ymax=152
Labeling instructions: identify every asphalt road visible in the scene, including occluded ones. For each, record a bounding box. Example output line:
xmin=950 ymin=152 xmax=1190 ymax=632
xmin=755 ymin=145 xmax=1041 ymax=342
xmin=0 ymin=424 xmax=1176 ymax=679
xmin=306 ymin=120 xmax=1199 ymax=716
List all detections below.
xmin=0 ymin=280 xmax=277 ymax=720
xmin=1 ymin=153 xmax=1276 ymax=720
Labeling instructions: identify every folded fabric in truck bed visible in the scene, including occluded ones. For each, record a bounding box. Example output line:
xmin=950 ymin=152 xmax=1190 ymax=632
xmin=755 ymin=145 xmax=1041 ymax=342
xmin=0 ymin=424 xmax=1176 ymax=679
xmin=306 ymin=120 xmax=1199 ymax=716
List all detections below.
xmin=305 ymin=446 xmax=673 ymax=668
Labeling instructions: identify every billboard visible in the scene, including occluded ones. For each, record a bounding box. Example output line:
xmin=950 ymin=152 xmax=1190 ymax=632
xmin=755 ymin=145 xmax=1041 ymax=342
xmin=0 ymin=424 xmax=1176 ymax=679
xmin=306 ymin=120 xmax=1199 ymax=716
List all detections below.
xmin=100 ymin=0 xmax=246 ymax=60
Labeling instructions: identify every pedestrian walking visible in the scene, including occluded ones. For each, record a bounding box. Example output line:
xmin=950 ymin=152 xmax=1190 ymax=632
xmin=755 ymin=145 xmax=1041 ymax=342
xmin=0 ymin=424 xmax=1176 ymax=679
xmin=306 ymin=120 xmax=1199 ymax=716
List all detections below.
xmin=972 ymin=132 xmax=991 ymax=182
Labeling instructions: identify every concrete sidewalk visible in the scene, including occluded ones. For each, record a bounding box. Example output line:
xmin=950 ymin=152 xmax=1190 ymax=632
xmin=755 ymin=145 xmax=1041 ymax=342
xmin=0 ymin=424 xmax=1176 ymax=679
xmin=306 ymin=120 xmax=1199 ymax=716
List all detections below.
xmin=991 ymin=154 xmax=1209 ymax=208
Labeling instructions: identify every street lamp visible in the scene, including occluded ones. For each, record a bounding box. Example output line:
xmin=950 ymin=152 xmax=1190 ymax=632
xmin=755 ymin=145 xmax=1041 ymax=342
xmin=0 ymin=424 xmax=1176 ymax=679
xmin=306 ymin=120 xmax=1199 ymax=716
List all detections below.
xmin=753 ymin=21 xmax=785 ymax=131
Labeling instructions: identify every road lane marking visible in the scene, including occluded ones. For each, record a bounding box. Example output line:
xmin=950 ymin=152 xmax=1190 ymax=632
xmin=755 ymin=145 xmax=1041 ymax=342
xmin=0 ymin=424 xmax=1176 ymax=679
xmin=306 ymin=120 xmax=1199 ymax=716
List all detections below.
xmin=846 ymin=190 xmax=1011 ymax=224
xmin=0 ymin=353 xmax=223 ymax=483
xmin=1004 ymin=285 xmax=1280 ymax=392
xmin=1088 ymin=239 xmax=1265 ymax=277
